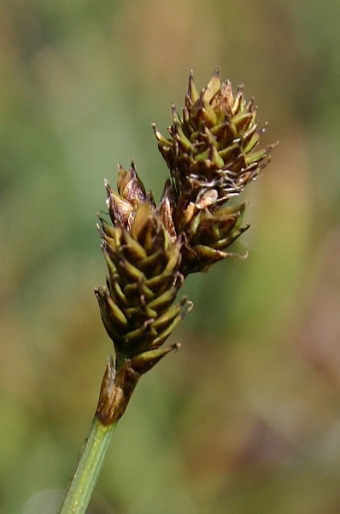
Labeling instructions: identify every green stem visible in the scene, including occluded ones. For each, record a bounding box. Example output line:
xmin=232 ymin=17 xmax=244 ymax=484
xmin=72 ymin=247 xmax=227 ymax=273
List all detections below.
xmin=57 ymin=416 xmax=117 ymax=514
xmin=57 ymin=357 xmax=139 ymax=514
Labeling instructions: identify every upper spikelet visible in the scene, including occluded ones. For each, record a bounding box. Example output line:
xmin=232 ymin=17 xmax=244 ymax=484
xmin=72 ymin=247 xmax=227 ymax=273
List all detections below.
xmin=153 ymin=69 xmax=277 ymax=274
xmin=153 ymin=69 xmax=275 ymax=203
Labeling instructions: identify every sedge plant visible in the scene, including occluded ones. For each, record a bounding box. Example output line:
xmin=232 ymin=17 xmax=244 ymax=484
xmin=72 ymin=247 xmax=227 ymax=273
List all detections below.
xmin=57 ymin=69 xmax=276 ymax=514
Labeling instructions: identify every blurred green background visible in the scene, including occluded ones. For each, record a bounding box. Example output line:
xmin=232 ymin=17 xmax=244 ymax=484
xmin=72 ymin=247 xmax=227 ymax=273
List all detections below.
xmin=1 ymin=1 xmax=340 ymax=513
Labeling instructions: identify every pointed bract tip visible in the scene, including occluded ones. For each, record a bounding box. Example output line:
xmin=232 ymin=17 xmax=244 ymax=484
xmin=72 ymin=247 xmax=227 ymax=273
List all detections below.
xmin=187 ymin=70 xmax=199 ymax=102
xmin=104 ymin=179 xmax=111 ymax=198
xmin=203 ymin=70 xmax=222 ymax=102
xmin=129 ymin=342 xmax=182 ymax=375
xmin=152 ymin=124 xmax=161 ymax=140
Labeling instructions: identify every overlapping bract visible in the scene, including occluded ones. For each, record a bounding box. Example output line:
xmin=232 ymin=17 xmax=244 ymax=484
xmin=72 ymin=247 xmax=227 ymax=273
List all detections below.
xmin=95 ymin=163 xmax=191 ymax=373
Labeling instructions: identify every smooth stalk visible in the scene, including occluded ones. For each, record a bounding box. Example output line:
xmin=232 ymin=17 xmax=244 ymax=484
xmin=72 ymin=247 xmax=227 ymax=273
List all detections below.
xmin=57 ymin=416 xmax=117 ymax=514
xmin=57 ymin=357 xmax=139 ymax=514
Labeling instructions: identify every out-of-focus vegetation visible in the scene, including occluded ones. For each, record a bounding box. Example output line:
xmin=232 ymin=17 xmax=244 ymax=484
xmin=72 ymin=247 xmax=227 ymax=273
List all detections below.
xmin=1 ymin=1 xmax=340 ymax=513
